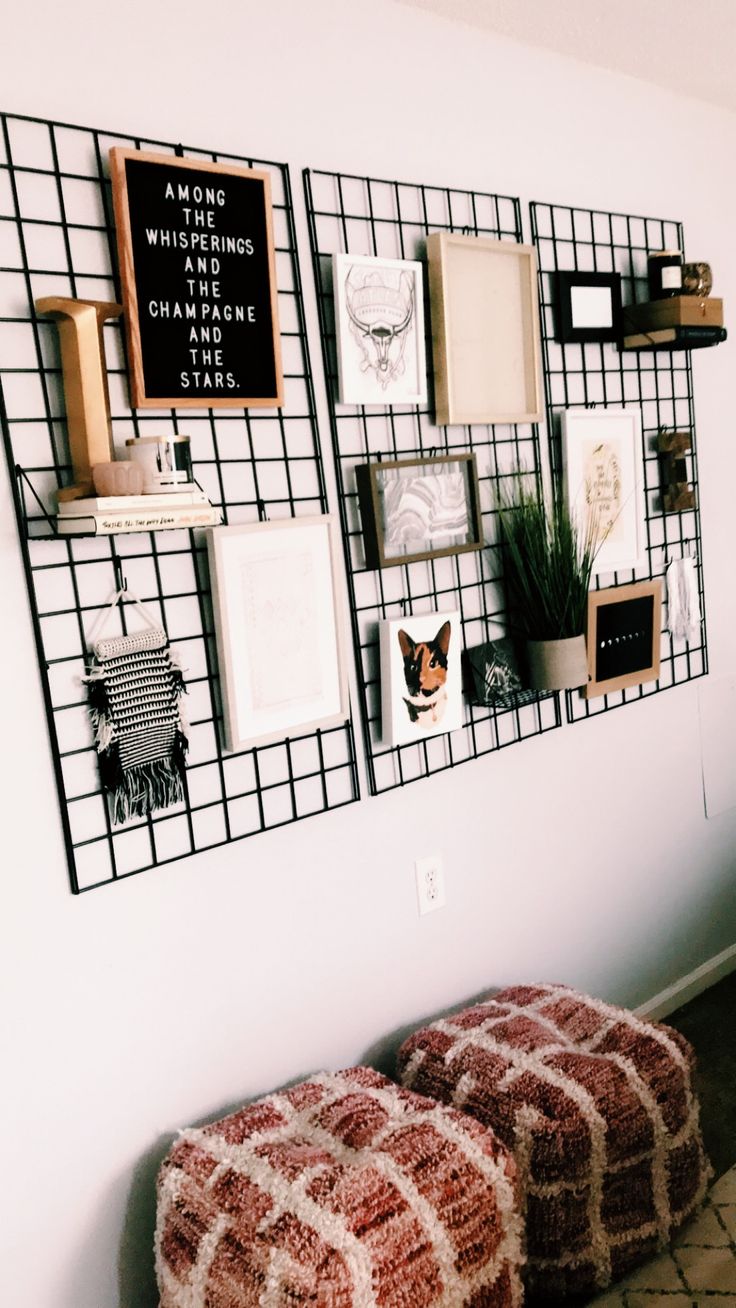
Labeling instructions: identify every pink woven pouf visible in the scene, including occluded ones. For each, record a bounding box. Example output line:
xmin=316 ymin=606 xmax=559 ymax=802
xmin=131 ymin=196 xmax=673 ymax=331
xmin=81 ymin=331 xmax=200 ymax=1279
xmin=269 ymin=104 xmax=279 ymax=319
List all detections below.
xmin=397 ymin=984 xmax=711 ymax=1301
xmin=156 ymin=1066 xmax=524 ymax=1308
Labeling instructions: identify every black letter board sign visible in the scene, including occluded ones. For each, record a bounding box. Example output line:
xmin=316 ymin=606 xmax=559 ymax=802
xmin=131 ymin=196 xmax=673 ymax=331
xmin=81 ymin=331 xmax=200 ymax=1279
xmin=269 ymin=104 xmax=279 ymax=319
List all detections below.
xmin=585 ymin=580 xmax=662 ymax=699
xmin=110 ymin=149 xmax=284 ymax=408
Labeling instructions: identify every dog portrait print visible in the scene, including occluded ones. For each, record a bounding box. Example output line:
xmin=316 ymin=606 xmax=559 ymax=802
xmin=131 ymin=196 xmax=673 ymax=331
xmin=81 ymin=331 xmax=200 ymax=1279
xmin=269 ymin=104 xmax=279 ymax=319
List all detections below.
xmin=380 ymin=609 xmax=462 ymax=747
xmin=398 ymin=621 xmax=451 ymax=727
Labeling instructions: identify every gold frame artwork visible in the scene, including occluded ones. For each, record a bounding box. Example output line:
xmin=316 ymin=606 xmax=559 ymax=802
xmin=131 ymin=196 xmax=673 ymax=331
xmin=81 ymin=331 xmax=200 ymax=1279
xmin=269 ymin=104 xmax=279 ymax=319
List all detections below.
xmin=427 ymin=232 xmax=543 ymax=427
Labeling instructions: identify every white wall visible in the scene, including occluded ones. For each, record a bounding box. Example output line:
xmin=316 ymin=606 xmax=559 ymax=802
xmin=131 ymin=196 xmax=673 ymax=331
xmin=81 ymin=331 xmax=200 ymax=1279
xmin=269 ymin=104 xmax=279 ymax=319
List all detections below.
xmin=1 ymin=3 xmax=735 ymax=1305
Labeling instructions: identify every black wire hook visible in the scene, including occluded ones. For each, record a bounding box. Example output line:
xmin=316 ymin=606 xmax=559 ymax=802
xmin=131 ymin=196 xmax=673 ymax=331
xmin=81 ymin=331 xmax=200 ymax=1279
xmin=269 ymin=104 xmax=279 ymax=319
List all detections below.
xmin=113 ymin=557 xmax=127 ymax=594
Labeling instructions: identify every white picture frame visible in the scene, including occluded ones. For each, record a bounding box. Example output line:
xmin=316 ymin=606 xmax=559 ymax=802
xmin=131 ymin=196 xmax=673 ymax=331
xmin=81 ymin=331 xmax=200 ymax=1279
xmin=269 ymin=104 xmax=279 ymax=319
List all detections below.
xmin=332 ymin=253 xmax=427 ymax=405
xmin=207 ymin=515 xmax=349 ymax=751
xmin=561 ymin=406 xmax=646 ymax=576
xmin=379 ymin=608 xmax=462 ymax=747
xmin=427 ymin=232 xmax=543 ymax=426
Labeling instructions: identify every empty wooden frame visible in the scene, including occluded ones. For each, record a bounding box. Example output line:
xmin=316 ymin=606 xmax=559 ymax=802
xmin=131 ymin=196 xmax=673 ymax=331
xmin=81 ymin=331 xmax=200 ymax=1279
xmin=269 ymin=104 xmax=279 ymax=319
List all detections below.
xmin=585 ymin=580 xmax=662 ymax=699
xmin=427 ymin=233 xmax=543 ymax=426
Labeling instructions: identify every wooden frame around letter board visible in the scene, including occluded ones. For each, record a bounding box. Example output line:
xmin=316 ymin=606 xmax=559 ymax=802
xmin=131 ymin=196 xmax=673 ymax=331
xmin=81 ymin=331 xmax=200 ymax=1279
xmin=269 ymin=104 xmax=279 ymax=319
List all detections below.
xmin=356 ymin=453 xmax=483 ymax=569
xmin=585 ymin=580 xmax=662 ymax=699
xmin=109 ymin=148 xmax=284 ymax=408
xmin=427 ymin=232 xmax=543 ymax=426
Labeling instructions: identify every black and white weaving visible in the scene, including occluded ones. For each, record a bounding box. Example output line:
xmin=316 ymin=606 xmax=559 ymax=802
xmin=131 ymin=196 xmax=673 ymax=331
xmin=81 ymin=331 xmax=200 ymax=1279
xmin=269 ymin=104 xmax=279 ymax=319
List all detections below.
xmin=84 ymin=626 xmax=188 ymax=824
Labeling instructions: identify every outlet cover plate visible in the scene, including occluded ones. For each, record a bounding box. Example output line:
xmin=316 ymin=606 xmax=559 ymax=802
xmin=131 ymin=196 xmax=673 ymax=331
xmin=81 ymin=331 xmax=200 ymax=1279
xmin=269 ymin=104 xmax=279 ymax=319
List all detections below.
xmin=415 ymin=853 xmax=446 ymax=916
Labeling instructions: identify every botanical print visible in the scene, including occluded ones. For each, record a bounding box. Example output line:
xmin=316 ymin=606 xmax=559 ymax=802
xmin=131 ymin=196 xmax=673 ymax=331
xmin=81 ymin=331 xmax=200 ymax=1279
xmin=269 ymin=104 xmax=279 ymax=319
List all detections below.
xmin=582 ymin=438 xmax=624 ymax=546
xmin=380 ymin=609 xmax=462 ymax=747
xmin=240 ymin=552 xmax=322 ymax=711
xmin=380 ymin=466 xmax=469 ymax=557
xmin=334 ymin=254 xmax=427 ymax=405
xmin=562 ymin=407 xmax=644 ymax=577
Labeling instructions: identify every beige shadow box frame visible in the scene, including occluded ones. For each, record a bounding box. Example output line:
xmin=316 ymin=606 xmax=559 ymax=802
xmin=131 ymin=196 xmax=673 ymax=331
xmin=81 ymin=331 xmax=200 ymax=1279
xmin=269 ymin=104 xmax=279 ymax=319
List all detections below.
xmin=427 ymin=232 xmax=543 ymax=426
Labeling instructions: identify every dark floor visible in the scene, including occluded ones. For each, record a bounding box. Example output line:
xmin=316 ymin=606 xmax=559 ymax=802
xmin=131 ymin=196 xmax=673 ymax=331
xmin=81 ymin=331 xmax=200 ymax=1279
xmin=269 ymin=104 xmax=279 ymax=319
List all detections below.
xmin=666 ymin=969 xmax=736 ymax=1178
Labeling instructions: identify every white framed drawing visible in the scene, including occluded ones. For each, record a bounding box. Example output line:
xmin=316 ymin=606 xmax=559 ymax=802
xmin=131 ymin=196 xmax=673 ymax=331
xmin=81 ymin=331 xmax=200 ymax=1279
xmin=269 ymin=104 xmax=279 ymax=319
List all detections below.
xmin=379 ymin=609 xmax=462 ymax=747
xmin=207 ymin=516 xmax=349 ymax=751
xmin=332 ymin=253 xmax=427 ymax=405
xmin=561 ymin=406 xmax=646 ymax=576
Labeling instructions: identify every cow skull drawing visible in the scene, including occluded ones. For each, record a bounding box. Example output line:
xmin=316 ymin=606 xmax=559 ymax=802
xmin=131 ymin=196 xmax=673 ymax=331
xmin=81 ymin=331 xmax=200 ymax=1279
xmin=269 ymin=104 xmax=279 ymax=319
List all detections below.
xmin=345 ymin=265 xmax=415 ymax=391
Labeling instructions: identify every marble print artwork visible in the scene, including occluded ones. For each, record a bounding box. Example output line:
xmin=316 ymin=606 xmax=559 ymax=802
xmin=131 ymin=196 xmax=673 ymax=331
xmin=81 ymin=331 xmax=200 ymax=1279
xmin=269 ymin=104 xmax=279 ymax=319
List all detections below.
xmin=381 ymin=469 xmax=469 ymax=555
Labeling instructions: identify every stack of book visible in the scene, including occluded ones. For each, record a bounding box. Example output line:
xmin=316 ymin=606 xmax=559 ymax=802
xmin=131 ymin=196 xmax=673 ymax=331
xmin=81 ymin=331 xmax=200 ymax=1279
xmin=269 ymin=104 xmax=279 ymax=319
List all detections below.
xmin=56 ymin=487 xmax=223 ymax=536
xmin=622 ymin=295 xmax=727 ymax=350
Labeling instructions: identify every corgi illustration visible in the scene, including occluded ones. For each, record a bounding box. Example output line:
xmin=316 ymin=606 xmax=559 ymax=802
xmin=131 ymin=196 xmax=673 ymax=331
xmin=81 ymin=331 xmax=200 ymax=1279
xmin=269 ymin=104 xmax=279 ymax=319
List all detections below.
xmin=398 ymin=620 xmax=451 ymax=727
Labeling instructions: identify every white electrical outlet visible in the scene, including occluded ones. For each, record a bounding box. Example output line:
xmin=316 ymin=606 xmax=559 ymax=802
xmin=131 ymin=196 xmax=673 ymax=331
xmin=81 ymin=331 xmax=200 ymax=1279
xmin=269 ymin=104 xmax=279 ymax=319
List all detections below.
xmin=415 ymin=853 xmax=446 ymax=916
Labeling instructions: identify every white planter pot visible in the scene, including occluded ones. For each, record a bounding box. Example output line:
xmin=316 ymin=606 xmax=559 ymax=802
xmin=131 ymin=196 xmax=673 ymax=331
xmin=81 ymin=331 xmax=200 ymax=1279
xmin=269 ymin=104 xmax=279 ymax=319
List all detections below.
xmin=525 ymin=634 xmax=588 ymax=691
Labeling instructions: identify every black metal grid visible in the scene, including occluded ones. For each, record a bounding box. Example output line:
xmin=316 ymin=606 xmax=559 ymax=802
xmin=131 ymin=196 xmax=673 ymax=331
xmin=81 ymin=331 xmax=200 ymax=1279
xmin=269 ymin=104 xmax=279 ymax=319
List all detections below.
xmin=530 ymin=201 xmax=708 ymax=723
xmin=304 ymin=168 xmax=561 ymax=795
xmin=0 ymin=111 xmax=359 ymax=893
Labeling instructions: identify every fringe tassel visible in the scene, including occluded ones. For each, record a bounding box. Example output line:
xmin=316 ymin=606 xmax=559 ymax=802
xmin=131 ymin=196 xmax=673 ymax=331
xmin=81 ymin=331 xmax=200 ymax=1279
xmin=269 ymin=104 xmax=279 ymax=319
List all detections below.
xmin=88 ymin=707 xmax=116 ymax=753
xmin=108 ymin=756 xmax=185 ymax=825
xmin=666 ymin=557 xmax=702 ymax=644
xmin=171 ymin=662 xmax=190 ymax=741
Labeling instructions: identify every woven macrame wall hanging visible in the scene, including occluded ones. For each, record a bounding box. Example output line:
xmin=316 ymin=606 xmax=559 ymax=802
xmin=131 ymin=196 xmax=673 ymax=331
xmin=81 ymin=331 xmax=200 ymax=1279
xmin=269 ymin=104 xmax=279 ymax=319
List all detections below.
xmin=83 ymin=588 xmax=188 ymax=824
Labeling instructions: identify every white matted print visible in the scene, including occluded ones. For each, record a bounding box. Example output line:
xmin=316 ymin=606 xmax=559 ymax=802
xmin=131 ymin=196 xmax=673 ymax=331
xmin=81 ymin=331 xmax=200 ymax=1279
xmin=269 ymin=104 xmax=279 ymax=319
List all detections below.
xmin=562 ymin=406 xmax=646 ymax=576
xmin=207 ymin=516 xmax=349 ymax=751
xmin=333 ymin=253 xmax=427 ymax=405
xmin=380 ymin=609 xmax=462 ymax=747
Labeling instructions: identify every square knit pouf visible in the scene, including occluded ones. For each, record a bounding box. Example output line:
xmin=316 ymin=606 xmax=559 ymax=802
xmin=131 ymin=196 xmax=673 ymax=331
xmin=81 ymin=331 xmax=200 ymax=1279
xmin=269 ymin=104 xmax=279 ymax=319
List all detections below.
xmin=397 ymin=984 xmax=711 ymax=1302
xmin=155 ymin=1066 xmax=524 ymax=1308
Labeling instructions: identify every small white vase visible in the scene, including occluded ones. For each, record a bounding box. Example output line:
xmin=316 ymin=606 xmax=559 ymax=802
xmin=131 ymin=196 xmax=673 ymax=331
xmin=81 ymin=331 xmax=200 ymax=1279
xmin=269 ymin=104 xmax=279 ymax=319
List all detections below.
xmin=525 ymin=635 xmax=588 ymax=691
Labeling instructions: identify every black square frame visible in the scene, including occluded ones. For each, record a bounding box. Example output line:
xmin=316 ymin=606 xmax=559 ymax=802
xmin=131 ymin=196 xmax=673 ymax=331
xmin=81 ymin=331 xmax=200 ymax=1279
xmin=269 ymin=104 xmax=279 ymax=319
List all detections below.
xmin=555 ymin=269 xmax=622 ymax=344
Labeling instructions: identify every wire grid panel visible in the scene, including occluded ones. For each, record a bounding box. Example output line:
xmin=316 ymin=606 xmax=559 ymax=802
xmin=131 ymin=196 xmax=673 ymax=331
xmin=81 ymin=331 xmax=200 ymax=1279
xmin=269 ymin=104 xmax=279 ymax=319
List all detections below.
xmin=304 ymin=168 xmax=561 ymax=795
xmin=0 ymin=111 xmax=359 ymax=893
xmin=530 ymin=201 xmax=708 ymax=724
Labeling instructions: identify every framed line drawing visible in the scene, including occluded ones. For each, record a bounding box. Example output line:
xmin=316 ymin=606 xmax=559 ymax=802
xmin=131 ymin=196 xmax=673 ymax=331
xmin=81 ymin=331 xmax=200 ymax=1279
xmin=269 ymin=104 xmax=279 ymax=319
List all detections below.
xmin=585 ymin=580 xmax=662 ymax=699
xmin=555 ymin=270 xmax=623 ymax=344
xmin=207 ymin=516 xmax=349 ymax=751
xmin=332 ymin=253 xmax=427 ymax=405
xmin=380 ymin=609 xmax=463 ymax=747
xmin=426 ymin=232 xmax=543 ymax=426
xmin=110 ymin=148 xmax=284 ymax=408
xmin=561 ymin=406 xmax=646 ymax=576
xmin=356 ymin=453 xmax=483 ymax=569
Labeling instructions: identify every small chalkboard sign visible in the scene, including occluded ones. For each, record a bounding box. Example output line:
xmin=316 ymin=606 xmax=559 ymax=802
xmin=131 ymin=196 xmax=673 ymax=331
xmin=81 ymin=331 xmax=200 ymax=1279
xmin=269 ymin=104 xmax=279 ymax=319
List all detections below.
xmin=585 ymin=580 xmax=662 ymax=699
xmin=110 ymin=148 xmax=283 ymax=409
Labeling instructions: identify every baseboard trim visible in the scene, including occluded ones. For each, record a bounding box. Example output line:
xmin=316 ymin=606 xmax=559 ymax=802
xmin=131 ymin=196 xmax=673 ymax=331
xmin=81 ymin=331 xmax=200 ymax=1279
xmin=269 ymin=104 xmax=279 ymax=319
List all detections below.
xmin=636 ymin=942 xmax=736 ymax=1021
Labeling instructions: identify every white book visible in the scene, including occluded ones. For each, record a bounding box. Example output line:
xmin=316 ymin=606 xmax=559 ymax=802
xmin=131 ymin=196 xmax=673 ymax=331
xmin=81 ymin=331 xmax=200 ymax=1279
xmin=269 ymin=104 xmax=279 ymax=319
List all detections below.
xmin=56 ymin=504 xmax=223 ymax=536
xmin=57 ymin=488 xmax=208 ymax=516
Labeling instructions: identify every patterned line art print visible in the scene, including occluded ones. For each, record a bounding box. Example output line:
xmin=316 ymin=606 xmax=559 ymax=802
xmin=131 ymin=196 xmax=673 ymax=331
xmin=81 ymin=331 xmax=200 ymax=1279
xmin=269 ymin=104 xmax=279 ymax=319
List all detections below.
xmin=380 ymin=466 xmax=469 ymax=555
